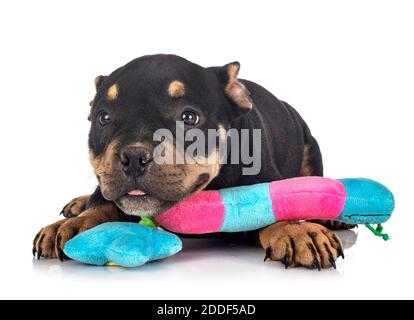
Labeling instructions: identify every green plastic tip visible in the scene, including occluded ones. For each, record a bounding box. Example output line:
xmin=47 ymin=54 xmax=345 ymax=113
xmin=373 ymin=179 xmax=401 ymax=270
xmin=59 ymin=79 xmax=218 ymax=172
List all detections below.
xmin=365 ymin=224 xmax=391 ymax=241
xmin=139 ymin=216 xmax=159 ymax=229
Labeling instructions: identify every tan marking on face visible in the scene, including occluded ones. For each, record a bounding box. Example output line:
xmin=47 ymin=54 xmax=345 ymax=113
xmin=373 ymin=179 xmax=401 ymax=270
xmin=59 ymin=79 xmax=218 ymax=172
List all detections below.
xmin=89 ymin=140 xmax=119 ymax=177
xmin=300 ymin=144 xmax=313 ymax=176
xmin=153 ymin=140 xmax=220 ymax=196
xmin=89 ymin=141 xmax=121 ymax=199
xmin=107 ymin=83 xmax=119 ymax=101
xmin=182 ymin=149 xmax=221 ymax=192
xmin=168 ymin=80 xmax=186 ymax=98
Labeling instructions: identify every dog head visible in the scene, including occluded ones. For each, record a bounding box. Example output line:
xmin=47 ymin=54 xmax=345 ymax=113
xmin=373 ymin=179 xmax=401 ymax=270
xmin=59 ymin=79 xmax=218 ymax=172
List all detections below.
xmin=88 ymin=54 xmax=253 ymax=216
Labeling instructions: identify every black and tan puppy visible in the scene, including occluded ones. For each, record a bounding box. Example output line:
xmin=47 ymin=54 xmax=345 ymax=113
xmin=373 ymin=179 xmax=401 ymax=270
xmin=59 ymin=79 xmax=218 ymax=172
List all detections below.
xmin=33 ymin=54 xmax=347 ymax=269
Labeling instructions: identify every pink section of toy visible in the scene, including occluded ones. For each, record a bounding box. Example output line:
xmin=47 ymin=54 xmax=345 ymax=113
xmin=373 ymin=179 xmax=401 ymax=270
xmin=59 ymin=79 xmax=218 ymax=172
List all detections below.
xmin=269 ymin=177 xmax=347 ymax=221
xmin=154 ymin=190 xmax=225 ymax=233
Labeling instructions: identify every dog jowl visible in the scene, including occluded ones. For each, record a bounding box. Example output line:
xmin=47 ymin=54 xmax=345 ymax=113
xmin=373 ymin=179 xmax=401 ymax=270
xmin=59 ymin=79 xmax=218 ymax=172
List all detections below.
xmin=33 ymin=54 xmax=346 ymax=269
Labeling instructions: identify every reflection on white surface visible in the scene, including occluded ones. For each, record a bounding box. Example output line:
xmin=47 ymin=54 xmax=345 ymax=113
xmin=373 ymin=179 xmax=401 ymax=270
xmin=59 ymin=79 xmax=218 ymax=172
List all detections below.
xmin=31 ymin=230 xmax=358 ymax=278
xmin=0 ymin=224 xmax=410 ymax=299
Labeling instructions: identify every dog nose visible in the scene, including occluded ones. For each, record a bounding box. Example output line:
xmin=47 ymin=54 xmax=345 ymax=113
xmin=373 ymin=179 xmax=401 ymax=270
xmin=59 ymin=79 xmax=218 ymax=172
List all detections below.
xmin=120 ymin=147 xmax=153 ymax=175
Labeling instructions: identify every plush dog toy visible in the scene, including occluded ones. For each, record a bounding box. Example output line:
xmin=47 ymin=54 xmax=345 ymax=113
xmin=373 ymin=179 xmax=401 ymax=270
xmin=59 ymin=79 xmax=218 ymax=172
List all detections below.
xmin=64 ymin=177 xmax=395 ymax=267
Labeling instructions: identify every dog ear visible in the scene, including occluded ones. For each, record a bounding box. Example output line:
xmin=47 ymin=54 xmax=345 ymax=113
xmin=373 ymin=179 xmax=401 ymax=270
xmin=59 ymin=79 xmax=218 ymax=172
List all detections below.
xmin=88 ymin=75 xmax=108 ymax=121
xmin=94 ymin=75 xmax=107 ymax=91
xmin=210 ymin=62 xmax=253 ymax=115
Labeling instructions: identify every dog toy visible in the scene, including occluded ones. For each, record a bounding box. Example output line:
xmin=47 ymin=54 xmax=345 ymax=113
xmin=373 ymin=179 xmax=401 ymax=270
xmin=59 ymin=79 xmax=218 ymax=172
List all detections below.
xmin=64 ymin=177 xmax=395 ymax=267
xmin=154 ymin=177 xmax=394 ymax=233
xmin=64 ymin=222 xmax=182 ymax=267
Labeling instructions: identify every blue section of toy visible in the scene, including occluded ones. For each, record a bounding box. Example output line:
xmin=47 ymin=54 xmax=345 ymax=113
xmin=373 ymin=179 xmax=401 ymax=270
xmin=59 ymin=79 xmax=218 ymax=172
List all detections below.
xmin=64 ymin=222 xmax=182 ymax=267
xmin=219 ymin=182 xmax=275 ymax=232
xmin=337 ymin=178 xmax=395 ymax=224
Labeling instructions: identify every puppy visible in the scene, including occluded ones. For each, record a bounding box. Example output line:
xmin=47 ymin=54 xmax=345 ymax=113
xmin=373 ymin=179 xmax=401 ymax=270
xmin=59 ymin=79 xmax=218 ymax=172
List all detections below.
xmin=33 ymin=54 xmax=347 ymax=269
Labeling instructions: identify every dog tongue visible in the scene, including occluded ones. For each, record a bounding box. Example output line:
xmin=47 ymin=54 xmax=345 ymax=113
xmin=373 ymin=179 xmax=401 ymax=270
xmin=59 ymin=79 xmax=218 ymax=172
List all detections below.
xmin=128 ymin=189 xmax=146 ymax=196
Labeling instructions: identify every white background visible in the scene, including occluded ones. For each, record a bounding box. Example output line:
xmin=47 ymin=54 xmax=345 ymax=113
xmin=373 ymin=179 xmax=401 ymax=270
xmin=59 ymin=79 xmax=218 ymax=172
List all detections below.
xmin=0 ymin=0 xmax=413 ymax=299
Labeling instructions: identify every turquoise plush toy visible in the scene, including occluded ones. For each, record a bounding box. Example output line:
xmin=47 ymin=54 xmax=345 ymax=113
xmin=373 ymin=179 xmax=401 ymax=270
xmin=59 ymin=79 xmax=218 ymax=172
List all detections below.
xmin=64 ymin=222 xmax=182 ymax=267
xmin=64 ymin=177 xmax=395 ymax=267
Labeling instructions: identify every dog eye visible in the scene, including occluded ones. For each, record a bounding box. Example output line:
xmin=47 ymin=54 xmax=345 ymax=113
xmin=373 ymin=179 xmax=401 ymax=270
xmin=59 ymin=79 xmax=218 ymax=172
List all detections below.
xmin=98 ymin=111 xmax=112 ymax=126
xmin=181 ymin=111 xmax=199 ymax=125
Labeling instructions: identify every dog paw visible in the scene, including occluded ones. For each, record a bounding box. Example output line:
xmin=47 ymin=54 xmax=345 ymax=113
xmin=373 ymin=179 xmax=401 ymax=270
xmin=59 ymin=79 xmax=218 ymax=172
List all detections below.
xmin=33 ymin=216 xmax=96 ymax=261
xmin=60 ymin=195 xmax=90 ymax=218
xmin=33 ymin=220 xmax=66 ymax=260
xmin=260 ymin=221 xmax=344 ymax=270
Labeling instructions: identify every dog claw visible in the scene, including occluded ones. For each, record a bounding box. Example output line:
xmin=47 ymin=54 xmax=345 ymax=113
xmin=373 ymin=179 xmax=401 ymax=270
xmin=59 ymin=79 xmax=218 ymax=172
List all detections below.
xmin=281 ymin=255 xmax=289 ymax=269
xmin=324 ymin=243 xmax=337 ymax=269
xmin=59 ymin=205 xmax=66 ymax=216
xmin=37 ymin=248 xmax=42 ymax=260
xmin=312 ymin=259 xmax=321 ymax=271
xmin=56 ymin=236 xmax=68 ymax=262
xmin=32 ymin=247 xmax=36 ymax=257
xmin=36 ymin=234 xmax=44 ymax=260
xmin=57 ymin=246 xmax=68 ymax=262
xmin=329 ymin=257 xmax=336 ymax=269
xmin=56 ymin=237 xmax=63 ymax=261
xmin=337 ymin=247 xmax=345 ymax=259
xmin=57 ymin=248 xmax=65 ymax=262
xmin=264 ymin=247 xmax=271 ymax=262
xmin=332 ymin=234 xmax=345 ymax=259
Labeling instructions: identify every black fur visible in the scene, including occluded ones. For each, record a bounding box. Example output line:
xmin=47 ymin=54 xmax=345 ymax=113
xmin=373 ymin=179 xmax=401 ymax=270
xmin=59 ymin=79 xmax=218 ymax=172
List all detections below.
xmin=87 ymin=54 xmax=322 ymax=215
